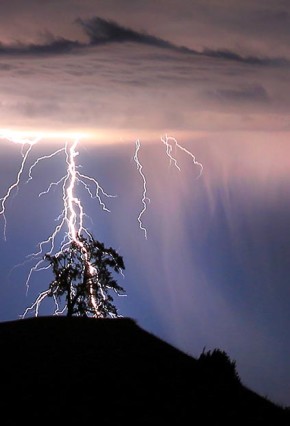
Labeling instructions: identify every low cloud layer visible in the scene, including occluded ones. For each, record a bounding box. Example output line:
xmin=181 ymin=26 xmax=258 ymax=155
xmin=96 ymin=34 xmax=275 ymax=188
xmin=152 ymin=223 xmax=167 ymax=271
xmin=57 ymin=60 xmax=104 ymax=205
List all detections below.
xmin=0 ymin=14 xmax=289 ymax=135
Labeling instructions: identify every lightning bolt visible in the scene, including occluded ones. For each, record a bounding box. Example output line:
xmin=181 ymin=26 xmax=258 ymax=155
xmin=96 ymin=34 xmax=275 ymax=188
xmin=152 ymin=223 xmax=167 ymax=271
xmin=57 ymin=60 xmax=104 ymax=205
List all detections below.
xmin=24 ymin=139 xmax=118 ymax=318
xmin=133 ymin=140 xmax=150 ymax=239
xmin=0 ymin=132 xmax=116 ymax=318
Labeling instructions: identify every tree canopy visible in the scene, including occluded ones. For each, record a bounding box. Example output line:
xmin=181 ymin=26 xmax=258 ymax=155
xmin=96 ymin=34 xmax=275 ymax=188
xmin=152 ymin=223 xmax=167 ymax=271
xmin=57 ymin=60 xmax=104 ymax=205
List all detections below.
xmin=45 ymin=233 xmax=125 ymax=318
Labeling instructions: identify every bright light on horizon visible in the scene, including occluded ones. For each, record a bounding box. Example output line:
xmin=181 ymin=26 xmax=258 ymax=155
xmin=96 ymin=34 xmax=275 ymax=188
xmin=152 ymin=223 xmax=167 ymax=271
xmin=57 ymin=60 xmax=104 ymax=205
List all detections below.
xmin=0 ymin=128 xmax=142 ymax=146
xmin=0 ymin=128 xmax=139 ymax=145
xmin=0 ymin=128 xmax=209 ymax=146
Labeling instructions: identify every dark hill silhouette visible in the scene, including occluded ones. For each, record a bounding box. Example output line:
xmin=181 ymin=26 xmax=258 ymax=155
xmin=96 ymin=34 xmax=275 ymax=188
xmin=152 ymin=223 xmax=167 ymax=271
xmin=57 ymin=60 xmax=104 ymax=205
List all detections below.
xmin=0 ymin=316 xmax=289 ymax=425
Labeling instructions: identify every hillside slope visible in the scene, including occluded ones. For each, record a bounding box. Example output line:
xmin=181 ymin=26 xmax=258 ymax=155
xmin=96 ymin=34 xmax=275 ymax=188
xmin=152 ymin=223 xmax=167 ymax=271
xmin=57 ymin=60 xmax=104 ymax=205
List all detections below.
xmin=0 ymin=316 xmax=288 ymax=425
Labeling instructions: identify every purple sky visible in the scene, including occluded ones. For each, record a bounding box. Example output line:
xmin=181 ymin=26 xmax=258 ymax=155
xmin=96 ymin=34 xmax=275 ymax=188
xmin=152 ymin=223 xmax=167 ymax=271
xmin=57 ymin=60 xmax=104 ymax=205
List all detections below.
xmin=0 ymin=0 xmax=290 ymax=407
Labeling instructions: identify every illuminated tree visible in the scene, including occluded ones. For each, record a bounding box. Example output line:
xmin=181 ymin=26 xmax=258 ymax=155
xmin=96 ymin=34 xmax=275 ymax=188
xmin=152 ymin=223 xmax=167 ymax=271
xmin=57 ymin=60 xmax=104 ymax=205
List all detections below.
xmin=45 ymin=233 xmax=125 ymax=318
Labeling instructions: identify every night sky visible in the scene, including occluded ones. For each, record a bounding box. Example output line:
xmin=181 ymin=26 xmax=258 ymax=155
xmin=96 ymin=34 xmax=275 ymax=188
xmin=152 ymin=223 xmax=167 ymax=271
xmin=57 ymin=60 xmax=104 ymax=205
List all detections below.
xmin=0 ymin=0 xmax=290 ymax=407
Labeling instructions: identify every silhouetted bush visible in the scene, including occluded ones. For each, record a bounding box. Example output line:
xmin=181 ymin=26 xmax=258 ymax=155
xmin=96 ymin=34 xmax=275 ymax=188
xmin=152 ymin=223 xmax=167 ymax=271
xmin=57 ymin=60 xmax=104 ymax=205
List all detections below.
xmin=198 ymin=348 xmax=241 ymax=384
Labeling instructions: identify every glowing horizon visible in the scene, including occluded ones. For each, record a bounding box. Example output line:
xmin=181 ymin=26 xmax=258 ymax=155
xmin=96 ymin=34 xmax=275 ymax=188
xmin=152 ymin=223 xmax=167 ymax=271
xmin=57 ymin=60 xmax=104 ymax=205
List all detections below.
xmin=0 ymin=127 xmax=210 ymax=146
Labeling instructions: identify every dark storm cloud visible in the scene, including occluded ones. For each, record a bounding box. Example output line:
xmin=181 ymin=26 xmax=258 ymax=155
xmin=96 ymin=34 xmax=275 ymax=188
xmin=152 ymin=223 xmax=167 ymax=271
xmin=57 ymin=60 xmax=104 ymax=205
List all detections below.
xmin=79 ymin=17 xmax=290 ymax=66
xmin=202 ymin=48 xmax=289 ymax=67
xmin=78 ymin=17 xmax=176 ymax=49
xmin=0 ymin=16 xmax=190 ymax=56
xmin=0 ymin=37 xmax=82 ymax=56
xmin=0 ymin=16 xmax=288 ymax=68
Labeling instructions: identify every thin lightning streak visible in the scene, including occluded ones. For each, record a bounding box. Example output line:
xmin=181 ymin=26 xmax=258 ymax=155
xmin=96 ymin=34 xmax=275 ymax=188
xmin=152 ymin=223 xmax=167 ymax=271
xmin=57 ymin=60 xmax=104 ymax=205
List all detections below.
xmin=22 ymin=289 xmax=52 ymax=318
xmin=0 ymin=138 xmax=35 ymax=240
xmin=133 ymin=140 xmax=150 ymax=239
xmin=27 ymin=147 xmax=65 ymax=183
xmin=162 ymin=135 xmax=181 ymax=170
xmin=39 ymin=176 xmax=66 ymax=197
xmin=161 ymin=134 xmax=203 ymax=177
xmin=77 ymin=172 xmax=116 ymax=213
